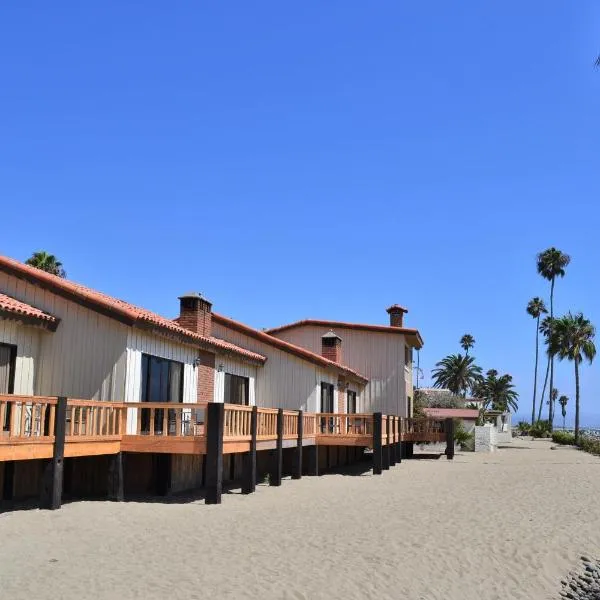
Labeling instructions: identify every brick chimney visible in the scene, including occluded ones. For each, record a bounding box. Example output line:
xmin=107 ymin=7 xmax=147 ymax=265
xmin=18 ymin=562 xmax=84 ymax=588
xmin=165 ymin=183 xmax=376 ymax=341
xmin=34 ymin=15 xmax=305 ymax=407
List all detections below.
xmin=321 ymin=330 xmax=342 ymax=364
xmin=386 ymin=304 xmax=408 ymax=328
xmin=178 ymin=292 xmax=212 ymax=337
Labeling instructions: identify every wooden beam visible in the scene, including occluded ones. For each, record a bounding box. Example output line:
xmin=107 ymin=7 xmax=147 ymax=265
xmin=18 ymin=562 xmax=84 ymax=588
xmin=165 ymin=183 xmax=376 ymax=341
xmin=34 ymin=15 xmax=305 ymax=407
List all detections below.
xmin=241 ymin=406 xmax=257 ymax=495
xmin=107 ymin=452 xmax=124 ymax=501
xmin=372 ymin=412 xmax=382 ymax=475
xmin=269 ymin=408 xmax=284 ymax=487
xmin=40 ymin=396 xmax=67 ymax=510
xmin=445 ymin=418 xmax=455 ymax=460
xmin=205 ymin=402 xmax=224 ymax=505
xmin=292 ymin=410 xmax=302 ymax=480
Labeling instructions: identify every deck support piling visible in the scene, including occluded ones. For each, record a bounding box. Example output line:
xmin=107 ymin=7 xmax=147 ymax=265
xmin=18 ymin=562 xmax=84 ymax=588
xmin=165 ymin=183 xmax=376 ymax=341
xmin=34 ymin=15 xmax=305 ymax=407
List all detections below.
xmin=445 ymin=418 xmax=455 ymax=460
xmin=2 ymin=461 xmax=15 ymax=502
xmin=372 ymin=412 xmax=382 ymax=475
xmin=205 ymin=402 xmax=225 ymax=504
xmin=269 ymin=408 xmax=284 ymax=486
xmin=382 ymin=418 xmax=390 ymax=471
xmin=40 ymin=396 xmax=67 ymax=510
xmin=388 ymin=417 xmax=396 ymax=467
xmin=292 ymin=410 xmax=303 ymax=480
xmin=242 ymin=406 xmax=257 ymax=494
xmin=108 ymin=452 xmax=124 ymax=501
xmin=307 ymin=445 xmax=318 ymax=476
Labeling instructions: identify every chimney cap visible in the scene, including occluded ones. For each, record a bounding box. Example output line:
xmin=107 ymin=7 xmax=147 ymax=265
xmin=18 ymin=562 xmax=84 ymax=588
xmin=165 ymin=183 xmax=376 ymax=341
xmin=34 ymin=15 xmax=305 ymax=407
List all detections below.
xmin=322 ymin=329 xmax=342 ymax=341
xmin=178 ymin=291 xmax=212 ymax=304
xmin=386 ymin=304 xmax=408 ymax=315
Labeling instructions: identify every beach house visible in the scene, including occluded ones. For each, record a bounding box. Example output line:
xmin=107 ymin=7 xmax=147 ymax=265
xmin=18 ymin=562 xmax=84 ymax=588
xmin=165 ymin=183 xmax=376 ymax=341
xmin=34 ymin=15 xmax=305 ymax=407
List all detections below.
xmin=265 ymin=304 xmax=423 ymax=417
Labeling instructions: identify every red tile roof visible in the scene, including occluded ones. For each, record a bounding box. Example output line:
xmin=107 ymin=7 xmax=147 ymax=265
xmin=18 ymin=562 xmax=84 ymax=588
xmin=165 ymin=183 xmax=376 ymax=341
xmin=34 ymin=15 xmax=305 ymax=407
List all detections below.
xmin=266 ymin=319 xmax=424 ymax=348
xmin=212 ymin=313 xmax=368 ymax=384
xmin=0 ymin=255 xmax=266 ymax=364
xmin=423 ymin=408 xmax=480 ymax=419
xmin=0 ymin=293 xmax=59 ymax=330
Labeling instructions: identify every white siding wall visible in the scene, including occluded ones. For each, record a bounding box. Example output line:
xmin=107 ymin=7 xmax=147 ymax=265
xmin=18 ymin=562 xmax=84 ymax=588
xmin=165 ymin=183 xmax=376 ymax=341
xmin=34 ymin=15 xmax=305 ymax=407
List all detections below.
xmin=273 ymin=326 xmax=410 ymax=416
xmin=0 ymin=319 xmax=41 ymax=395
xmin=213 ymin=356 xmax=257 ymax=405
xmin=212 ymin=322 xmax=348 ymax=413
xmin=0 ymin=272 xmax=128 ymax=400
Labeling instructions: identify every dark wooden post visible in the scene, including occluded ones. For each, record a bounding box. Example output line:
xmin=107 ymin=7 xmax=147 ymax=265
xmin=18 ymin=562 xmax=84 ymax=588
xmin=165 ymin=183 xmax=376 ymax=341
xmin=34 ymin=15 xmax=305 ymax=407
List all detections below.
xmin=242 ymin=406 xmax=257 ymax=494
xmin=372 ymin=412 xmax=382 ymax=475
xmin=445 ymin=418 xmax=455 ymax=460
xmin=389 ymin=416 xmax=396 ymax=467
xmin=382 ymin=416 xmax=390 ymax=471
xmin=108 ymin=452 xmax=124 ymax=501
xmin=205 ymin=402 xmax=225 ymax=504
xmin=2 ymin=461 xmax=15 ymax=502
xmin=307 ymin=445 xmax=318 ymax=476
xmin=270 ymin=408 xmax=284 ymax=486
xmin=292 ymin=410 xmax=303 ymax=480
xmin=40 ymin=396 xmax=67 ymax=510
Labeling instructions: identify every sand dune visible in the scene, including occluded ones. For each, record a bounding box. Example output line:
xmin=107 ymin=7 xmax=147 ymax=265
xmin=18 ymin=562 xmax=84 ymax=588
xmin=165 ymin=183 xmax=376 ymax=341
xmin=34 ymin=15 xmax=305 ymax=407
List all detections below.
xmin=1 ymin=439 xmax=599 ymax=600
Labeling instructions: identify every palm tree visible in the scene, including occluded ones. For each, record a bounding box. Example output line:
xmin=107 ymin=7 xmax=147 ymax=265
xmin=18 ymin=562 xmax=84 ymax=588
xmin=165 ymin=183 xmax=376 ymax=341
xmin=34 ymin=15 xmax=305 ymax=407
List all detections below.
xmin=550 ymin=387 xmax=559 ymax=426
xmin=558 ymin=395 xmax=569 ymax=430
xmin=431 ymin=354 xmax=482 ymax=397
xmin=478 ymin=369 xmax=519 ymax=413
xmin=460 ymin=334 xmax=475 ymax=356
xmin=25 ymin=251 xmax=66 ymax=277
xmin=527 ymin=297 xmax=547 ymax=424
xmin=538 ymin=316 xmax=555 ymax=421
xmin=537 ymin=247 xmax=570 ymax=427
xmin=548 ymin=313 xmax=596 ymax=443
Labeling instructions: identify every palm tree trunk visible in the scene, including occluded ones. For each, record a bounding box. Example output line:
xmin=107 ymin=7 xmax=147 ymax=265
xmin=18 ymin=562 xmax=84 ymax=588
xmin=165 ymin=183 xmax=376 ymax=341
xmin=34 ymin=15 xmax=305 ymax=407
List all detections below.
xmin=548 ymin=278 xmax=555 ymax=428
xmin=538 ymin=357 xmax=550 ymax=422
xmin=531 ymin=316 xmax=540 ymax=424
xmin=563 ymin=415 xmax=566 ymax=430
xmin=574 ymin=359 xmax=580 ymax=444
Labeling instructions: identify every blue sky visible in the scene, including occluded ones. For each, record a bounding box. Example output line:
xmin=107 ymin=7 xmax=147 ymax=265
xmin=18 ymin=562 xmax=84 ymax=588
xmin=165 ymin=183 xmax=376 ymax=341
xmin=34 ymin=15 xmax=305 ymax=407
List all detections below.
xmin=1 ymin=2 xmax=599 ymax=425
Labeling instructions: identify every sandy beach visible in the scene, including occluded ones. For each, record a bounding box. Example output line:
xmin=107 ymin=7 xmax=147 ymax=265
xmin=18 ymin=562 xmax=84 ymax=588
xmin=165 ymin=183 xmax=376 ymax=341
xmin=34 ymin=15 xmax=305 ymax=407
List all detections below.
xmin=1 ymin=440 xmax=599 ymax=600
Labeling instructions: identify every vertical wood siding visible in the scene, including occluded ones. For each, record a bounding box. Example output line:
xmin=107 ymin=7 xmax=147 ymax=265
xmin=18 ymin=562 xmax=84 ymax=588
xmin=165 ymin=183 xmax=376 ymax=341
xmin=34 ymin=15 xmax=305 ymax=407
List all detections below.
xmin=273 ymin=326 xmax=409 ymax=416
xmin=0 ymin=319 xmax=40 ymax=395
xmin=124 ymin=330 xmax=199 ymax=433
xmin=212 ymin=322 xmax=342 ymax=413
xmin=0 ymin=272 xmax=128 ymax=400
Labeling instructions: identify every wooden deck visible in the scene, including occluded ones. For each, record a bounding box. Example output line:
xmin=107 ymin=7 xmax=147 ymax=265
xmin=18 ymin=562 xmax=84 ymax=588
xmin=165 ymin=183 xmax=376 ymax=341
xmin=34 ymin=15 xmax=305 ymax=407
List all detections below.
xmin=0 ymin=395 xmax=449 ymax=461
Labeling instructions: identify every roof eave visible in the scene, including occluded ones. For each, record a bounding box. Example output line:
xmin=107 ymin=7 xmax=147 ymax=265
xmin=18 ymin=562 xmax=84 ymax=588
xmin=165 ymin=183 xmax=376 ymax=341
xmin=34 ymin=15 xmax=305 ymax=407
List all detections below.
xmin=0 ymin=308 xmax=60 ymax=332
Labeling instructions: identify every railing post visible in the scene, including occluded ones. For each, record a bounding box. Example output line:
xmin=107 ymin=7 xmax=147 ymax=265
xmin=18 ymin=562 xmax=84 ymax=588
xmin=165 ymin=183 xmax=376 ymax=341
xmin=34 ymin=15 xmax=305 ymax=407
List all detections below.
xmin=270 ymin=408 xmax=284 ymax=486
xmin=108 ymin=452 xmax=124 ymax=501
xmin=445 ymin=418 xmax=455 ymax=460
xmin=372 ymin=412 xmax=382 ymax=475
xmin=389 ymin=416 xmax=396 ymax=467
xmin=40 ymin=396 xmax=67 ymax=510
xmin=242 ymin=406 xmax=257 ymax=494
xmin=292 ymin=410 xmax=303 ymax=480
xmin=206 ymin=402 xmax=225 ymax=504
xmin=382 ymin=416 xmax=390 ymax=471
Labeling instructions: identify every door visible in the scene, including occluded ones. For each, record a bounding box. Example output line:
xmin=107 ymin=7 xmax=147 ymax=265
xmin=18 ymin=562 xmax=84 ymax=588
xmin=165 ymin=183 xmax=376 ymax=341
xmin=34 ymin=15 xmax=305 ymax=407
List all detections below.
xmin=0 ymin=343 xmax=16 ymax=432
xmin=320 ymin=382 xmax=335 ymax=433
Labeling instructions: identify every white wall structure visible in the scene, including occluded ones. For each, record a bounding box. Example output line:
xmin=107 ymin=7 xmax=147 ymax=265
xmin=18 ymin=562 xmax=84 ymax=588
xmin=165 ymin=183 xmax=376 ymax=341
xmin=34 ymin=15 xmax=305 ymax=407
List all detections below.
xmin=495 ymin=413 xmax=513 ymax=444
xmin=212 ymin=320 xmax=362 ymax=413
xmin=271 ymin=325 xmax=411 ymax=416
xmin=0 ymin=271 xmax=129 ymax=400
xmin=0 ymin=319 xmax=41 ymax=395
xmin=475 ymin=425 xmax=498 ymax=452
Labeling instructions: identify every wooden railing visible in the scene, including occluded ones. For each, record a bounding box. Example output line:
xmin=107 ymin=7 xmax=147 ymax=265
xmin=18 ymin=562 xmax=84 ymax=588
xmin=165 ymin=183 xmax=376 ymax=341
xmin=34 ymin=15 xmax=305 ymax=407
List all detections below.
xmin=0 ymin=395 xmax=58 ymax=440
xmin=316 ymin=413 xmax=373 ymax=437
xmin=131 ymin=402 xmax=207 ymax=437
xmin=282 ymin=410 xmax=298 ymax=439
xmin=67 ymin=400 xmax=125 ymax=438
xmin=402 ymin=417 xmax=445 ymax=436
xmin=223 ymin=404 xmax=253 ymax=440
xmin=303 ymin=413 xmax=317 ymax=436
xmin=257 ymin=408 xmax=278 ymax=440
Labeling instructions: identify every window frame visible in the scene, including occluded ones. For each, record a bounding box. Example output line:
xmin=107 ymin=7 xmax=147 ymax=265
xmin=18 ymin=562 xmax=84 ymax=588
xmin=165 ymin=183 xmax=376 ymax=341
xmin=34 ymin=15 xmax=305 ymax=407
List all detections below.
xmin=224 ymin=373 xmax=250 ymax=406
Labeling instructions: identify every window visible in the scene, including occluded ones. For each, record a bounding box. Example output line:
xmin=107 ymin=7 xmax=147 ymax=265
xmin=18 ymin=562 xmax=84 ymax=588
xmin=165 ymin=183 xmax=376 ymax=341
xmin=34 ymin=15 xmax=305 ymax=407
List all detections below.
xmin=0 ymin=343 xmax=16 ymax=432
xmin=140 ymin=354 xmax=184 ymax=434
xmin=405 ymin=346 xmax=412 ymax=366
xmin=224 ymin=373 xmax=249 ymax=405
xmin=320 ymin=382 xmax=335 ymax=433
xmin=347 ymin=390 xmax=357 ymax=414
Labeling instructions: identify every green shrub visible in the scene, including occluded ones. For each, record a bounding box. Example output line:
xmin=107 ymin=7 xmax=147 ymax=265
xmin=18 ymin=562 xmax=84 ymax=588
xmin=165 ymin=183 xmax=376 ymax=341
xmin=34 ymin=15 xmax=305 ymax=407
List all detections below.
xmin=530 ymin=420 xmax=552 ymax=438
xmin=454 ymin=419 xmax=475 ymax=451
xmin=578 ymin=436 xmax=600 ymax=456
xmin=517 ymin=421 xmax=531 ymax=435
xmin=552 ymin=431 xmax=575 ymax=445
